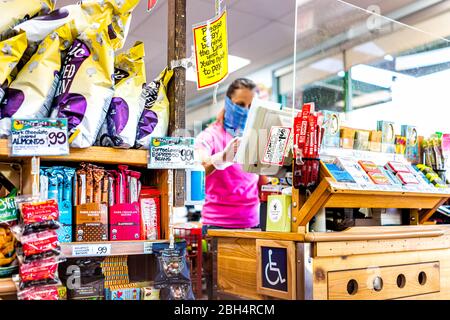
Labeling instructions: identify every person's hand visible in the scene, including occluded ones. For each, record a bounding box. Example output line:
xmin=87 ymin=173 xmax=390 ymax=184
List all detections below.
xmin=210 ymin=137 xmax=241 ymax=170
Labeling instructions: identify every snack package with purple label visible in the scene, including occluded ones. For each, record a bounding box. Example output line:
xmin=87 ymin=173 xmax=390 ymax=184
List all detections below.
xmin=135 ymin=68 xmax=173 ymax=149
xmin=0 ymin=24 xmax=74 ymax=138
xmin=0 ymin=32 xmax=28 ymax=104
xmin=0 ymin=0 xmax=55 ymax=40
xmin=97 ymin=41 xmax=146 ymax=148
xmin=50 ymin=17 xmax=115 ymax=149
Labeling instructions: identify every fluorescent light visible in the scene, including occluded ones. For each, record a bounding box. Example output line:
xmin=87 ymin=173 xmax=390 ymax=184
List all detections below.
xmin=384 ymin=54 xmax=394 ymax=62
xmin=395 ymin=46 xmax=450 ymax=71
xmin=186 ymin=54 xmax=251 ymax=83
xmin=337 ymin=71 xmax=346 ymax=78
xmin=310 ymin=58 xmax=344 ymax=73
xmin=351 ymin=64 xmax=412 ymax=89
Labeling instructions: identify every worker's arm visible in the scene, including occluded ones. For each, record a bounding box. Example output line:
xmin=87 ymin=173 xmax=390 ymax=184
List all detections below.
xmin=196 ymin=137 xmax=241 ymax=177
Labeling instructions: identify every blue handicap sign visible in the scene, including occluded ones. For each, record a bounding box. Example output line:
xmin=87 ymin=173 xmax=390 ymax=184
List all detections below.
xmin=261 ymin=246 xmax=288 ymax=292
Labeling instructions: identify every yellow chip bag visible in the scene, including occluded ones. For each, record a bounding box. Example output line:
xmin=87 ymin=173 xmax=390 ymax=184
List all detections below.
xmin=0 ymin=0 xmax=55 ymax=39
xmin=135 ymin=68 xmax=173 ymax=149
xmin=0 ymin=32 xmax=27 ymax=102
xmin=50 ymin=19 xmax=115 ymax=148
xmin=0 ymin=24 xmax=74 ymax=137
xmin=97 ymin=41 xmax=146 ymax=148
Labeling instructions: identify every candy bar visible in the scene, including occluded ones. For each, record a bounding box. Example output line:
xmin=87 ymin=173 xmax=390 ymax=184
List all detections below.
xmin=93 ymin=168 xmax=104 ymax=204
xmin=102 ymin=173 xmax=109 ymax=204
xmin=77 ymin=170 xmax=87 ymax=205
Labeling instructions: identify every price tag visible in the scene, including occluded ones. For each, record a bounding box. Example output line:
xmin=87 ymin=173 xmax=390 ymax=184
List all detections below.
xmin=148 ymin=137 xmax=196 ymax=169
xmin=72 ymin=244 xmax=112 ymax=257
xmin=11 ymin=119 xmax=69 ymax=157
xmin=143 ymin=242 xmax=153 ymax=254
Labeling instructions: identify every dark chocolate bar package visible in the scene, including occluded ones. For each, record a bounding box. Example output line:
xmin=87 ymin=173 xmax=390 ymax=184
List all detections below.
xmin=152 ymin=241 xmax=191 ymax=285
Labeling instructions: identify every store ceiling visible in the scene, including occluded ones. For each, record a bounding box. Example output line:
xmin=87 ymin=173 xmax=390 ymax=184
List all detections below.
xmin=56 ymin=0 xmax=440 ymax=105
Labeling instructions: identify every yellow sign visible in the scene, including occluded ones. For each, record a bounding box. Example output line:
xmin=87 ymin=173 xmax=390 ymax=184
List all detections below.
xmin=193 ymin=10 xmax=228 ymax=90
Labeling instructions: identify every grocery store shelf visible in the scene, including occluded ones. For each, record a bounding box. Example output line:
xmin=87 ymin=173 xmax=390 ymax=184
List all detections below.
xmin=61 ymin=240 xmax=168 ymax=258
xmin=0 ymin=139 xmax=149 ymax=167
xmin=0 ymin=278 xmax=15 ymax=296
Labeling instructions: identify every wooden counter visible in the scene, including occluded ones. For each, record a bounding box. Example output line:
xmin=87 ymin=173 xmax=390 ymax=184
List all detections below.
xmin=210 ymin=225 xmax=450 ymax=300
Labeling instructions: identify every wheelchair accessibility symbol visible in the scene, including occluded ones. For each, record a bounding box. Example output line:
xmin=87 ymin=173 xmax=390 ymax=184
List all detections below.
xmin=261 ymin=246 xmax=288 ymax=292
xmin=265 ymin=249 xmax=286 ymax=286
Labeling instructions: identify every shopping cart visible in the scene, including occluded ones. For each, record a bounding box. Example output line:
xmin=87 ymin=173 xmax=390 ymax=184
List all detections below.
xmin=173 ymin=224 xmax=203 ymax=298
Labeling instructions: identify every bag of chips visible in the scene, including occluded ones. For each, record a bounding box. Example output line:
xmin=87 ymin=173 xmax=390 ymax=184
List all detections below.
xmin=0 ymin=24 xmax=74 ymax=137
xmin=18 ymin=257 xmax=62 ymax=289
xmin=50 ymin=18 xmax=115 ymax=148
xmin=98 ymin=41 xmax=146 ymax=148
xmin=19 ymin=230 xmax=61 ymax=263
xmin=135 ymin=68 xmax=173 ymax=149
xmin=0 ymin=0 xmax=55 ymax=40
xmin=0 ymin=32 xmax=28 ymax=104
xmin=17 ymin=283 xmax=60 ymax=300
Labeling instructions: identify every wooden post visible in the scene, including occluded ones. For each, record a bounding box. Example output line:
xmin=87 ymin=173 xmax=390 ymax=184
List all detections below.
xmin=167 ymin=0 xmax=187 ymax=207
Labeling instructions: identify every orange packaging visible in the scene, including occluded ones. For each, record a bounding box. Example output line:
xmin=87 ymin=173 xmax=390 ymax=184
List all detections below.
xmin=358 ymin=160 xmax=381 ymax=174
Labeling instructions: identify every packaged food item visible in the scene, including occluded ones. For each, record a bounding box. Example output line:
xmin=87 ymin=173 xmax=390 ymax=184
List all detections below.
xmin=369 ymin=130 xmax=382 ymax=152
xmin=135 ymin=68 xmax=173 ymax=149
xmin=153 ymin=241 xmax=191 ymax=285
xmin=57 ymin=285 xmax=67 ymax=300
xmin=395 ymin=135 xmax=406 ymax=155
xmin=0 ymin=226 xmax=17 ymax=267
xmin=158 ymin=283 xmax=195 ymax=300
xmin=385 ymin=161 xmax=411 ymax=174
xmin=377 ymin=120 xmax=396 ymax=153
xmin=98 ymin=41 xmax=146 ymax=148
xmin=17 ymin=283 xmax=60 ymax=300
xmin=354 ymin=130 xmax=370 ymax=151
xmin=368 ymin=172 xmax=391 ymax=185
xmin=19 ymin=257 xmax=61 ymax=289
xmin=358 ymin=160 xmax=381 ymax=174
xmin=140 ymin=187 xmax=161 ymax=240
xmin=0 ymin=0 xmax=55 ymax=39
xmin=416 ymin=164 xmax=447 ymax=188
xmin=340 ymin=127 xmax=355 ymax=149
xmin=75 ymin=203 xmax=109 ymax=242
xmin=0 ymin=24 xmax=74 ymax=137
xmin=17 ymin=198 xmax=60 ymax=235
xmin=0 ymin=32 xmax=28 ymax=102
xmin=0 ymin=189 xmax=19 ymax=225
xmin=20 ymin=230 xmax=60 ymax=263
xmin=397 ymin=172 xmax=419 ymax=185
xmin=50 ymin=18 xmax=115 ymax=148
xmin=141 ymin=286 xmax=160 ymax=300
xmin=109 ymin=203 xmax=141 ymax=241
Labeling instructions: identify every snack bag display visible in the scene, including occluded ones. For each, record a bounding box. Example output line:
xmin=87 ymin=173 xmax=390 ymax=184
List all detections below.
xmin=16 ymin=197 xmax=60 ymax=235
xmin=19 ymin=230 xmax=61 ymax=263
xmin=98 ymin=41 xmax=146 ymax=148
xmin=18 ymin=257 xmax=61 ymax=289
xmin=158 ymin=283 xmax=195 ymax=301
xmin=17 ymin=283 xmax=60 ymax=300
xmin=153 ymin=241 xmax=191 ymax=285
xmin=0 ymin=24 xmax=74 ymax=137
xmin=135 ymin=68 xmax=173 ymax=149
xmin=50 ymin=19 xmax=115 ymax=148
xmin=0 ymin=0 xmax=55 ymax=39
xmin=0 ymin=32 xmax=28 ymax=102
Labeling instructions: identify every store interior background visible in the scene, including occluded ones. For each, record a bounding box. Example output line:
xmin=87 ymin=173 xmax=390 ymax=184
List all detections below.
xmin=59 ymin=0 xmax=450 ymax=222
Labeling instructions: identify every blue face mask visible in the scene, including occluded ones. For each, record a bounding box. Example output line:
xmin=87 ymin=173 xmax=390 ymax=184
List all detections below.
xmin=223 ymin=97 xmax=249 ymax=137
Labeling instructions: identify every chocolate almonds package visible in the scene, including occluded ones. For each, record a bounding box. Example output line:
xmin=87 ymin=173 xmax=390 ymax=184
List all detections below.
xmin=0 ymin=0 xmax=55 ymax=40
xmin=0 ymin=32 xmax=28 ymax=103
xmin=0 ymin=24 xmax=74 ymax=137
xmin=50 ymin=18 xmax=115 ymax=149
xmin=98 ymin=41 xmax=146 ymax=148
xmin=135 ymin=68 xmax=173 ymax=149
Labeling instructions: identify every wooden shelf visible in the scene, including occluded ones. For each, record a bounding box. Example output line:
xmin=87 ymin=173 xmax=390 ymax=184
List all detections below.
xmin=207 ymin=229 xmax=306 ymax=241
xmin=61 ymin=240 xmax=168 ymax=258
xmin=292 ymin=176 xmax=450 ymax=230
xmin=0 ymin=139 xmax=149 ymax=167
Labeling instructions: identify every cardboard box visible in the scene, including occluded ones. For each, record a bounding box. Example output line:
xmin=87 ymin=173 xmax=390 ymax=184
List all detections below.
xmin=75 ymin=203 xmax=108 ymax=242
xmin=369 ymin=130 xmax=382 ymax=152
xmin=266 ymin=195 xmax=291 ymax=232
xmin=340 ymin=127 xmax=355 ymax=149
xmin=109 ymin=203 xmax=141 ymax=241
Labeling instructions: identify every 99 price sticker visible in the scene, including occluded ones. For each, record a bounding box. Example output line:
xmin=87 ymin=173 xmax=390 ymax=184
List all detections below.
xmin=72 ymin=244 xmax=112 ymax=257
xmin=10 ymin=118 xmax=69 ymax=157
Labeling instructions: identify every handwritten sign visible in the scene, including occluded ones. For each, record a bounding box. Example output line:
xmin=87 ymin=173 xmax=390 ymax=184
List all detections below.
xmin=148 ymin=137 xmax=196 ymax=169
xmin=193 ymin=10 xmax=228 ymax=89
xmin=262 ymin=126 xmax=292 ymax=166
xmin=11 ymin=119 xmax=69 ymax=157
